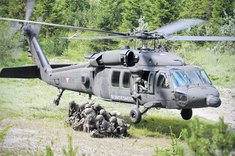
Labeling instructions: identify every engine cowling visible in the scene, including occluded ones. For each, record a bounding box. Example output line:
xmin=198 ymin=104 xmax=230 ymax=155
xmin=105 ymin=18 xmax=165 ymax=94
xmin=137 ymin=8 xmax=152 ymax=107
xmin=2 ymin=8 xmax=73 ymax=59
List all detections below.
xmin=88 ymin=50 xmax=139 ymax=67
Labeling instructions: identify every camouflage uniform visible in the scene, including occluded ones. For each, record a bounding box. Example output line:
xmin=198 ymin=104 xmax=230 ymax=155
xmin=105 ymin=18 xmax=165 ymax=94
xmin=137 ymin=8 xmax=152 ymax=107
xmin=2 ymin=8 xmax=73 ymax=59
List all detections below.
xmin=90 ymin=115 xmax=105 ymax=138
xmin=92 ymin=114 xmax=111 ymax=137
xmin=79 ymin=103 xmax=86 ymax=112
xmin=100 ymin=109 xmax=111 ymax=121
xmin=66 ymin=102 xmax=130 ymax=138
xmin=109 ymin=116 xmax=120 ymax=137
xmin=92 ymin=103 xmax=103 ymax=114
xmin=73 ymin=117 xmax=84 ymax=131
xmin=117 ymin=117 xmax=130 ymax=137
xmin=83 ymin=107 xmax=96 ymax=132
xmin=68 ymin=101 xmax=79 ymax=117
xmin=65 ymin=101 xmax=79 ymax=126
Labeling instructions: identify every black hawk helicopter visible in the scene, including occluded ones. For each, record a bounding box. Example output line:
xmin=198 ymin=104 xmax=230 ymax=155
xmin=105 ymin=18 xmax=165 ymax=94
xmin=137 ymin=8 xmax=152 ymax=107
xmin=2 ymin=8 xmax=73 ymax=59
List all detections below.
xmin=1 ymin=0 xmax=235 ymax=123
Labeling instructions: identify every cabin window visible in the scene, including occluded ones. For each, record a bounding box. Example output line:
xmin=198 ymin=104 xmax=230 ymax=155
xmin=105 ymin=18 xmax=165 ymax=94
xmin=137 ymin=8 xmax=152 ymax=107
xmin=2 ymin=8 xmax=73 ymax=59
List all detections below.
xmin=112 ymin=71 xmax=120 ymax=87
xmin=148 ymin=72 xmax=154 ymax=93
xmin=142 ymin=71 xmax=150 ymax=81
xmin=123 ymin=72 xmax=130 ymax=88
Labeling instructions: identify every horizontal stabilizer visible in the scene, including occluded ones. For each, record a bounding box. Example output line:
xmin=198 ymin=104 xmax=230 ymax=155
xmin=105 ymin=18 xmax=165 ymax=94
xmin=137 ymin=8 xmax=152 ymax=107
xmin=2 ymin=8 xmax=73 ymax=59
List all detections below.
xmin=0 ymin=64 xmax=72 ymax=79
xmin=0 ymin=65 xmax=40 ymax=79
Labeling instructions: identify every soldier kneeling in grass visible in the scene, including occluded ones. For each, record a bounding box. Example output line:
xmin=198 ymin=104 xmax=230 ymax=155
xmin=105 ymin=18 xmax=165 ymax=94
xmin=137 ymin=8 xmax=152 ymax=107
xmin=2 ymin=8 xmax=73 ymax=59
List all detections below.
xmin=66 ymin=101 xmax=130 ymax=138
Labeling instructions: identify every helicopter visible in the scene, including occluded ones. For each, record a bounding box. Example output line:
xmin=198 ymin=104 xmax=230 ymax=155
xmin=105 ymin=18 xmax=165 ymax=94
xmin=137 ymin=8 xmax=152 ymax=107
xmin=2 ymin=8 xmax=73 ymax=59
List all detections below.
xmin=1 ymin=1 xmax=235 ymax=124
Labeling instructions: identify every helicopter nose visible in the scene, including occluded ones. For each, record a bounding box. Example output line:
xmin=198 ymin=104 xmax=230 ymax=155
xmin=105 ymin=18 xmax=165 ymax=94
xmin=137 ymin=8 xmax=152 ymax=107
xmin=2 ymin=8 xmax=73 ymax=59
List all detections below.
xmin=206 ymin=95 xmax=221 ymax=107
xmin=185 ymin=86 xmax=221 ymax=108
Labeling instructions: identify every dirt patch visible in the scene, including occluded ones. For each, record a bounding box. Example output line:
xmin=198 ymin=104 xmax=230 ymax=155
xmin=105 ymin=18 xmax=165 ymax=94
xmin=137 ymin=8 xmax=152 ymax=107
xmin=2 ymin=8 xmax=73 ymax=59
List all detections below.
xmin=0 ymin=118 xmax=171 ymax=155
xmin=193 ymin=87 xmax=235 ymax=129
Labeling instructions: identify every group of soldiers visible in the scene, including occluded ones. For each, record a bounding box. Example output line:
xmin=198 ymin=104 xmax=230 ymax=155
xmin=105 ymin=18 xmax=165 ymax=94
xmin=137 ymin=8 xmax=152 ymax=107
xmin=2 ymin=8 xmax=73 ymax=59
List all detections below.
xmin=65 ymin=101 xmax=130 ymax=138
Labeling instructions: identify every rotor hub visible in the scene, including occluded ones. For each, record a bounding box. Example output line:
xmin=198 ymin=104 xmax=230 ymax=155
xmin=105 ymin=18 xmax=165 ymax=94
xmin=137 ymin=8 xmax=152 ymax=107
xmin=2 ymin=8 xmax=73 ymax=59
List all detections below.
xmin=22 ymin=24 xmax=38 ymax=37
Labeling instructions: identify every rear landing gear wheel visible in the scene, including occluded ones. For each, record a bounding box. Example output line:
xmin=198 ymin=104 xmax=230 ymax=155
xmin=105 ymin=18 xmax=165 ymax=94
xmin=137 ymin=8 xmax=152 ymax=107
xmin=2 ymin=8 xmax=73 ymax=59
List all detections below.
xmin=130 ymin=108 xmax=142 ymax=124
xmin=181 ymin=109 xmax=193 ymax=120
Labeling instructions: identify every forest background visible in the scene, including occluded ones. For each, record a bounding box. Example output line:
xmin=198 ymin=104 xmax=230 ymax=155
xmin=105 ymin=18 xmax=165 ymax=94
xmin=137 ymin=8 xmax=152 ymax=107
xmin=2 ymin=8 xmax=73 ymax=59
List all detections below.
xmin=0 ymin=0 xmax=234 ymax=86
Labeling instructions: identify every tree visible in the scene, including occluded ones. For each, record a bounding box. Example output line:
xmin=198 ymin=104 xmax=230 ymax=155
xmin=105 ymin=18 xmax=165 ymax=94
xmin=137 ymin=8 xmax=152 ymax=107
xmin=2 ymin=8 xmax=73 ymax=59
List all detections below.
xmin=0 ymin=22 xmax=22 ymax=66
xmin=120 ymin=0 xmax=143 ymax=32
xmin=32 ymin=0 xmax=69 ymax=56
xmin=211 ymin=0 xmax=234 ymax=34
xmin=142 ymin=0 xmax=182 ymax=30
xmin=179 ymin=0 xmax=213 ymax=20
xmin=96 ymin=0 xmax=124 ymax=31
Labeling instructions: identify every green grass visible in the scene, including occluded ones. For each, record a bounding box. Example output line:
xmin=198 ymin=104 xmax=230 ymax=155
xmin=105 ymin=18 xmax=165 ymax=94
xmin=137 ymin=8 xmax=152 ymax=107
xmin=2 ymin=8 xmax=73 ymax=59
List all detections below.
xmin=0 ymin=125 xmax=12 ymax=143
xmin=128 ymin=115 xmax=217 ymax=138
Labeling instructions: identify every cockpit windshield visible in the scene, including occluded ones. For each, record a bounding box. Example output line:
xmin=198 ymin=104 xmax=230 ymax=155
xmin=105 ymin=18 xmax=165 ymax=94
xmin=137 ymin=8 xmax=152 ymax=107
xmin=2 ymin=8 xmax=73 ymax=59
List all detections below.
xmin=171 ymin=68 xmax=211 ymax=88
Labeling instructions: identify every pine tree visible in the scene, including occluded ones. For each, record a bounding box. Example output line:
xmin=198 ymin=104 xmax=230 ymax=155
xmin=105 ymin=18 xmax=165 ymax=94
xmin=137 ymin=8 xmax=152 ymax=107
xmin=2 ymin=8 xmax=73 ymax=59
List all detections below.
xmin=179 ymin=0 xmax=213 ymax=20
xmin=96 ymin=0 xmax=124 ymax=31
xmin=211 ymin=0 xmax=234 ymax=34
xmin=120 ymin=0 xmax=143 ymax=32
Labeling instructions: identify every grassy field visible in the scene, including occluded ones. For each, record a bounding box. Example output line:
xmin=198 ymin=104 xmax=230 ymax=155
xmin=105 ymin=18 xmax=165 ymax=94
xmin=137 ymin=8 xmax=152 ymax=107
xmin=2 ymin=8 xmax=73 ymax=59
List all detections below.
xmin=1 ymin=78 xmax=234 ymax=155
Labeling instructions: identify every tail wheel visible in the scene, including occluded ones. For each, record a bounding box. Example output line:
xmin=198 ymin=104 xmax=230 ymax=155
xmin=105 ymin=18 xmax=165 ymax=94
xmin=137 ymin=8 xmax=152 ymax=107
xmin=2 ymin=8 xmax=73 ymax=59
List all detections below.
xmin=181 ymin=109 xmax=193 ymax=120
xmin=130 ymin=108 xmax=142 ymax=124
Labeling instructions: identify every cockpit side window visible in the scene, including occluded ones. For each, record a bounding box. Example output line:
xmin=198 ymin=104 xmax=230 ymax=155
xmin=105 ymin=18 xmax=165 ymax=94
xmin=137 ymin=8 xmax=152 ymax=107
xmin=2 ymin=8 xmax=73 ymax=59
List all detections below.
xmin=196 ymin=70 xmax=212 ymax=84
xmin=157 ymin=73 xmax=169 ymax=88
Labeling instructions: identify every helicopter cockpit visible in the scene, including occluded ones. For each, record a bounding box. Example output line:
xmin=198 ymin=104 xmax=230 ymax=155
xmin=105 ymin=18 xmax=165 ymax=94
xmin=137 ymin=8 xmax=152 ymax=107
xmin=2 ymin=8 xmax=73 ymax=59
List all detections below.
xmin=151 ymin=66 xmax=220 ymax=109
xmin=170 ymin=67 xmax=212 ymax=88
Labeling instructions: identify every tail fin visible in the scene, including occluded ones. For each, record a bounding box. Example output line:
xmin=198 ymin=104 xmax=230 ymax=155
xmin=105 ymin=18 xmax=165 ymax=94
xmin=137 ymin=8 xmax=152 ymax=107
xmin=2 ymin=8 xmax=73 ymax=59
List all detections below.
xmin=24 ymin=25 xmax=51 ymax=80
xmin=27 ymin=37 xmax=51 ymax=70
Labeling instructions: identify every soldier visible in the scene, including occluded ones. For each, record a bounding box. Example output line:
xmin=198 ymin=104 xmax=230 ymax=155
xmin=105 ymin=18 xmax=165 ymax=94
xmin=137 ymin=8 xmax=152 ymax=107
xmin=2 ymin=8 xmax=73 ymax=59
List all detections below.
xmin=83 ymin=114 xmax=96 ymax=132
xmin=68 ymin=101 xmax=79 ymax=117
xmin=65 ymin=101 xmax=79 ymax=126
xmin=117 ymin=117 xmax=130 ymax=137
xmin=95 ymin=114 xmax=111 ymax=137
xmin=95 ymin=114 xmax=104 ymax=128
xmin=100 ymin=109 xmax=111 ymax=121
xmin=73 ymin=117 xmax=84 ymax=131
xmin=136 ymin=77 xmax=148 ymax=93
xmin=109 ymin=116 xmax=120 ymax=137
xmin=83 ymin=107 xmax=96 ymax=132
xmin=79 ymin=103 xmax=86 ymax=112
xmin=92 ymin=103 xmax=103 ymax=114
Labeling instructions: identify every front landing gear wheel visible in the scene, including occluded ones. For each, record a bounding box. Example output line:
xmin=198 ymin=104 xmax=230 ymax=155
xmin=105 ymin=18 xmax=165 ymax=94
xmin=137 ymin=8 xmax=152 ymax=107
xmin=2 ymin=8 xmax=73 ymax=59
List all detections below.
xmin=130 ymin=108 xmax=142 ymax=124
xmin=181 ymin=109 xmax=193 ymax=120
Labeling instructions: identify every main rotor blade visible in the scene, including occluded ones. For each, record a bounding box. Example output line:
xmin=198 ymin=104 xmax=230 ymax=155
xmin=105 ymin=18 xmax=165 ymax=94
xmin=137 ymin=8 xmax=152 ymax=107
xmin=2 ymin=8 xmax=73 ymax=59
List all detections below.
xmin=25 ymin=0 xmax=35 ymax=21
xmin=149 ymin=19 xmax=206 ymax=35
xmin=35 ymin=16 xmax=43 ymax=36
xmin=0 ymin=17 xmax=126 ymax=36
xmin=166 ymin=36 xmax=235 ymax=41
xmin=63 ymin=35 xmax=132 ymax=40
